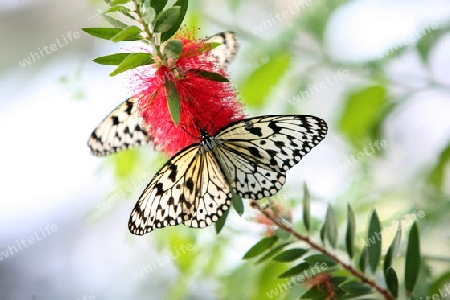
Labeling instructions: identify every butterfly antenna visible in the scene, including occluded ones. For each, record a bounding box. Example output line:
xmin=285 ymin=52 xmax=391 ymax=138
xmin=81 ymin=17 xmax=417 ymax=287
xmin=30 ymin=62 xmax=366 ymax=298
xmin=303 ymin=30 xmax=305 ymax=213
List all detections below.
xmin=206 ymin=106 xmax=227 ymax=133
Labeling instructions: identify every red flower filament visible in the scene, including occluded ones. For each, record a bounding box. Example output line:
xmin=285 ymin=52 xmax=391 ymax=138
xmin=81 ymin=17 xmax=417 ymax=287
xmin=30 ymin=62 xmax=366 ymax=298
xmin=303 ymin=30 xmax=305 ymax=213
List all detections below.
xmin=135 ymin=33 xmax=244 ymax=156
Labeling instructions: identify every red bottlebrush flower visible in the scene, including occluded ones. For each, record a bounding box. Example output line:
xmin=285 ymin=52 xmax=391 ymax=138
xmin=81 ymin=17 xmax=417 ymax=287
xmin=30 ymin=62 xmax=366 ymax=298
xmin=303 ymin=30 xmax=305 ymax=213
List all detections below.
xmin=132 ymin=31 xmax=244 ymax=156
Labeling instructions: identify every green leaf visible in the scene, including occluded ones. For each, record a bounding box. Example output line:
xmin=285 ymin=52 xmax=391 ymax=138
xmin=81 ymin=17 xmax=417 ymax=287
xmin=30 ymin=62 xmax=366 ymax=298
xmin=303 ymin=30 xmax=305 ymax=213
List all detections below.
xmin=109 ymin=53 xmax=154 ymax=76
xmin=338 ymin=85 xmax=388 ymax=147
xmin=257 ymin=242 xmax=291 ymax=264
xmin=416 ymin=24 xmax=445 ymax=64
xmin=428 ymin=271 xmax=450 ymax=298
xmin=273 ymin=248 xmax=308 ymax=262
xmin=110 ymin=25 xmax=142 ymax=42
xmin=103 ymin=14 xmax=128 ymax=28
xmin=82 ymin=27 xmax=141 ymax=41
xmin=109 ymin=0 xmax=129 ymax=5
xmin=384 ymin=223 xmax=402 ymax=275
xmin=367 ymin=210 xmax=382 ymax=273
xmin=319 ymin=223 xmax=326 ymax=245
xmin=93 ymin=53 xmax=131 ymax=65
xmin=160 ymin=0 xmax=188 ymax=42
xmin=278 ymin=262 xmax=311 ymax=278
xmin=359 ymin=246 xmax=368 ymax=272
xmin=150 ymin=0 xmax=168 ymax=14
xmin=240 ymin=53 xmax=291 ymax=108
xmin=190 ymin=69 xmax=229 ymax=82
xmin=242 ymin=236 xmax=278 ymax=259
xmin=162 ymin=39 xmax=183 ymax=59
xmin=325 ymin=204 xmax=338 ymax=248
xmin=301 ymin=287 xmax=328 ymax=299
xmin=340 ymin=281 xmax=372 ymax=295
xmin=428 ymin=142 xmax=450 ymax=191
xmin=231 ymin=192 xmax=244 ymax=216
xmin=346 ymin=204 xmax=355 ymax=258
xmin=385 ymin=267 xmax=399 ymax=298
xmin=164 ymin=80 xmax=181 ymax=125
xmin=154 ymin=7 xmax=180 ymax=33
xmin=302 ymin=183 xmax=310 ymax=232
xmin=405 ymin=222 xmax=421 ymax=294
xmin=304 ymin=254 xmax=336 ymax=267
xmin=215 ymin=206 xmax=229 ymax=234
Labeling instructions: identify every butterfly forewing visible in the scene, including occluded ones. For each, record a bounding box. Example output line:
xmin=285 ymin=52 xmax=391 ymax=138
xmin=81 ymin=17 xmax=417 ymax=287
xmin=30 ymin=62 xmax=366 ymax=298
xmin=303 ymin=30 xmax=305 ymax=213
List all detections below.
xmin=128 ymin=144 xmax=232 ymax=235
xmin=206 ymin=31 xmax=238 ymax=67
xmin=88 ymin=97 xmax=148 ymax=156
xmin=212 ymin=115 xmax=327 ymax=200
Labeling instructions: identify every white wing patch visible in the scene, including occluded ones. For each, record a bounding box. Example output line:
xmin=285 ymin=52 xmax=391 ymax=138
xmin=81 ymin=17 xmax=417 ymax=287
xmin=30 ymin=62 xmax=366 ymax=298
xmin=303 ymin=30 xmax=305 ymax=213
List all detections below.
xmin=88 ymin=98 xmax=149 ymax=156
xmin=128 ymin=115 xmax=327 ymax=235
xmin=206 ymin=31 xmax=238 ymax=67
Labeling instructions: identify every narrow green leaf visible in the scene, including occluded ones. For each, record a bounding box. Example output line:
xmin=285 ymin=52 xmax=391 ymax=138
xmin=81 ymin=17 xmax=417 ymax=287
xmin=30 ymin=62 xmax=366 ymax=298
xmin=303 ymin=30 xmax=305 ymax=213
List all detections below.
xmin=416 ymin=24 xmax=445 ymax=64
xmin=154 ymin=7 xmax=180 ymax=33
xmin=405 ymin=222 xmax=421 ymax=294
xmin=301 ymin=286 xmax=328 ymax=299
xmin=190 ymin=69 xmax=229 ymax=82
xmin=304 ymin=254 xmax=336 ymax=267
xmin=109 ymin=0 xmax=129 ymax=5
xmin=162 ymin=39 xmax=183 ymax=59
xmin=150 ymin=0 xmax=168 ymax=14
xmin=103 ymin=14 xmax=127 ymax=28
xmin=340 ymin=281 xmax=372 ymax=295
xmin=325 ymin=204 xmax=338 ymax=248
xmin=82 ymin=27 xmax=140 ymax=41
xmin=273 ymin=248 xmax=308 ymax=262
xmin=385 ymin=267 xmax=399 ymax=298
xmin=384 ymin=223 xmax=402 ymax=275
xmin=257 ymin=242 xmax=291 ymax=264
xmin=231 ymin=192 xmax=244 ymax=216
xmin=330 ymin=276 xmax=348 ymax=286
xmin=242 ymin=236 xmax=278 ymax=259
xmin=93 ymin=53 xmax=131 ymax=65
xmin=164 ymin=80 xmax=181 ymax=125
xmin=302 ymin=182 xmax=310 ymax=232
xmin=278 ymin=262 xmax=311 ymax=278
xmin=319 ymin=223 xmax=326 ymax=245
xmin=110 ymin=25 xmax=142 ymax=42
xmin=109 ymin=53 xmax=154 ymax=76
xmin=240 ymin=53 xmax=291 ymax=108
xmin=215 ymin=207 xmax=229 ymax=234
xmin=367 ymin=210 xmax=382 ymax=273
xmin=359 ymin=246 xmax=368 ymax=272
xmin=428 ymin=271 xmax=450 ymax=297
xmin=338 ymin=85 xmax=388 ymax=147
xmin=346 ymin=204 xmax=356 ymax=258
xmin=160 ymin=0 xmax=188 ymax=42
xmin=428 ymin=142 xmax=450 ymax=191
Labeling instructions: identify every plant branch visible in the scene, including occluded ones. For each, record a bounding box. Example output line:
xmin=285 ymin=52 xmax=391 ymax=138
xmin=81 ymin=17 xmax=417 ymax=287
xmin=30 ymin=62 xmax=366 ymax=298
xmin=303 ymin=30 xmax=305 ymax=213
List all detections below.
xmin=251 ymin=202 xmax=395 ymax=300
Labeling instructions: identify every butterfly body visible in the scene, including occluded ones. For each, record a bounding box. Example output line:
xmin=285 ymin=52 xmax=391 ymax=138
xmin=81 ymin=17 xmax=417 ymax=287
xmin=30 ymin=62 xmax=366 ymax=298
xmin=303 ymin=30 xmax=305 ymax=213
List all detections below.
xmin=129 ymin=115 xmax=327 ymax=235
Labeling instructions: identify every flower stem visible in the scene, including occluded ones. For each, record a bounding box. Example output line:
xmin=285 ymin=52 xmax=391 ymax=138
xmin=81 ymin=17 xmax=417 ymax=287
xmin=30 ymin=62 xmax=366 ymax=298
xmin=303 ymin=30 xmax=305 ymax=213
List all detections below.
xmin=251 ymin=202 xmax=395 ymax=300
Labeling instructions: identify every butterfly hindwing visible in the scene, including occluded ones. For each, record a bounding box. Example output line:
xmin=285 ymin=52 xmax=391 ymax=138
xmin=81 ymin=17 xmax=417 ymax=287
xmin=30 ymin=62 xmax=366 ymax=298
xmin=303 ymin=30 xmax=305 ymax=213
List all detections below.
xmin=212 ymin=115 xmax=328 ymax=199
xmin=128 ymin=144 xmax=232 ymax=235
xmin=88 ymin=97 xmax=148 ymax=156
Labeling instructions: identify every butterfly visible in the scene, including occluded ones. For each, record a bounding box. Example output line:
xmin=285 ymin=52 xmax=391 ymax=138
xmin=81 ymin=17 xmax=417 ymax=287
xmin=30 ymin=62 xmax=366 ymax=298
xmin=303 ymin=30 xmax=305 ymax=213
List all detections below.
xmin=128 ymin=115 xmax=327 ymax=235
xmin=87 ymin=32 xmax=239 ymax=156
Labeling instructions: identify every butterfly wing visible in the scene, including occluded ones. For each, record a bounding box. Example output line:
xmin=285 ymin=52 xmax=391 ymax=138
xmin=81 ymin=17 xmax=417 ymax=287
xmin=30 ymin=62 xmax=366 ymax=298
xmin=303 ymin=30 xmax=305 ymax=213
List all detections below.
xmin=206 ymin=31 xmax=239 ymax=67
xmin=213 ymin=115 xmax=328 ymax=200
xmin=128 ymin=145 xmax=232 ymax=235
xmin=88 ymin=97 xmax=149 ymax=156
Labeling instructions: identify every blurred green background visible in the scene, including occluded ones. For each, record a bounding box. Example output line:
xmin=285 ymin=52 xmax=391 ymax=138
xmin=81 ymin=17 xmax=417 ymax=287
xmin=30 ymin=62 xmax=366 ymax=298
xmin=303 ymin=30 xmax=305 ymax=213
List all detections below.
xmin=1 ymin=0 xmax=450 ymax=299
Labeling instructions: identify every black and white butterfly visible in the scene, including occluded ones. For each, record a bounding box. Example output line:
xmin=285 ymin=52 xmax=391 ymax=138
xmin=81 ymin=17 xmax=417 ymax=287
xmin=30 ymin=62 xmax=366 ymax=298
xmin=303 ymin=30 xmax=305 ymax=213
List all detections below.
xmin=128 ymin=115 xmax=327 ymax=235
xmin=87 ymin=32 xmax=239 ymax=156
